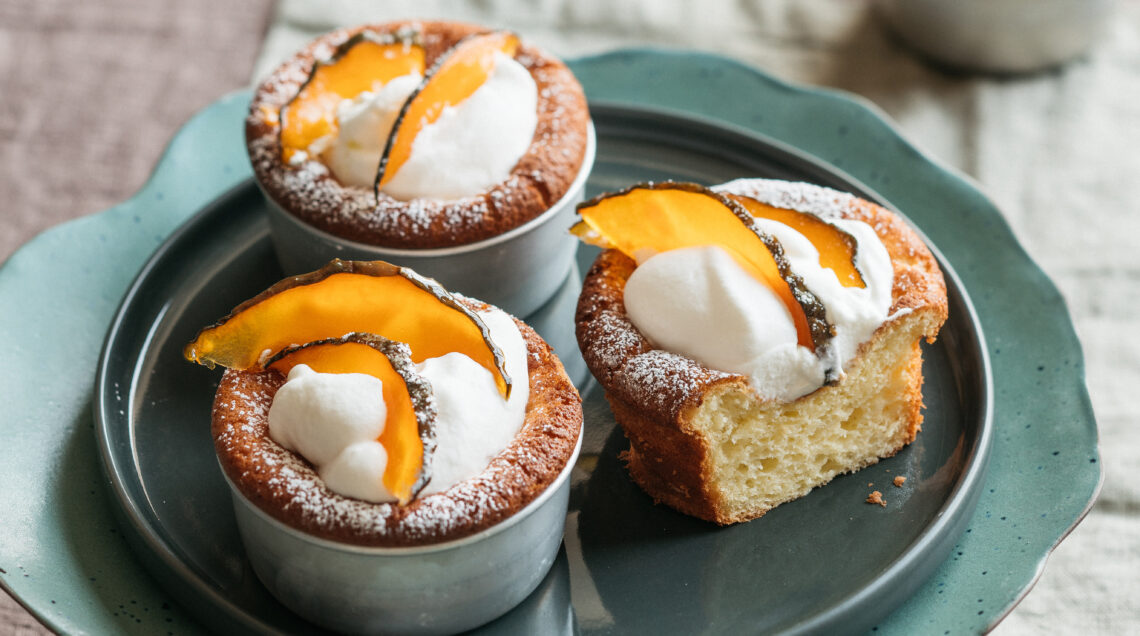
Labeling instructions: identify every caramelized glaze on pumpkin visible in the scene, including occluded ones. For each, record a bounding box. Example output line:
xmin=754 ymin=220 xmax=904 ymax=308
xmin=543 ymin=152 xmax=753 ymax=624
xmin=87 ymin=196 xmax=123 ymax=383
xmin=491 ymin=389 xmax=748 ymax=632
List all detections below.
xmin=280 ymin=32 xmax=426 ymax=162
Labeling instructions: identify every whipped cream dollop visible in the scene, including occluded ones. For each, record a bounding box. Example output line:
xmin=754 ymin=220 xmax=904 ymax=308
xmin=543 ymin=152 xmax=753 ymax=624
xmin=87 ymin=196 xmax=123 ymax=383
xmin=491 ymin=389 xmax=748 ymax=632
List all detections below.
xmin=318 ymin=72 xmax=423 ymax=188
xmin=316 ymin=51 xmax=538 ymax=200
xmin=418 ymin=308 xmax=529 ymax=495
xmin=267 ymin=365 xmax=392 ymax=501
xmin=267 ymin=307 xmax=530 ymax=503
xmin=623 ymin=201 xmax=894 ymax=402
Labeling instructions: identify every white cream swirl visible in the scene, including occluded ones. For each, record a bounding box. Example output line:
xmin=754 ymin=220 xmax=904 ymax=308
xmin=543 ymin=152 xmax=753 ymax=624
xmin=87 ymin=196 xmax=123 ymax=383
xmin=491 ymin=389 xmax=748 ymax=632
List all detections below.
xmin=267 ymin=308 xmax=529 ymax=503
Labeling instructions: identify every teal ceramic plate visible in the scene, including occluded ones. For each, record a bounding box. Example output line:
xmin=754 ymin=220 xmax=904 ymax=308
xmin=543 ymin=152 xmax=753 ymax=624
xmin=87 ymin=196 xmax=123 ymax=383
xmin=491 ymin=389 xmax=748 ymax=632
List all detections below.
xmin=0 ymin=50 xmax=1098 ymax=635
xmin=91 ymin=101 xmax=989 ymax=635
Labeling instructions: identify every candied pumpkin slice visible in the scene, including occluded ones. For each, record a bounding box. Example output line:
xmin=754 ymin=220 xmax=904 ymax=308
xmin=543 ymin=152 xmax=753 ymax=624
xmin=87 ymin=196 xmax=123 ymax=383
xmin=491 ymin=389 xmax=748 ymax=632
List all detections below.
xmin=375 ymin=30 xmax=520 ymax=192
xmin=572 ymin=182 xmax=831 ymax=351
xmin=280 ymin=31 xmax=426 ymax=162
xmin=184 ymin=259 xmax=511 ymax=398
xmin=726 ymin=193 xmax=865 ymax=288
xmin=265 ymin=333 xmax=436 ymax=505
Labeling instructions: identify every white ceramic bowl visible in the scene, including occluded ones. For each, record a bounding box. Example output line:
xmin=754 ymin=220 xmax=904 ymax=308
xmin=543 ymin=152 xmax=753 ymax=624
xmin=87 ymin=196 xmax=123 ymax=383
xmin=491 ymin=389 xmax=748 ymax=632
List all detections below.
xmin=875 ymin=0 xmax=1113 ymax=73
xmin=265 ymin=123 xmax=596 ymax=319
xmin=224 ymin=431 xmax=582 ymax=635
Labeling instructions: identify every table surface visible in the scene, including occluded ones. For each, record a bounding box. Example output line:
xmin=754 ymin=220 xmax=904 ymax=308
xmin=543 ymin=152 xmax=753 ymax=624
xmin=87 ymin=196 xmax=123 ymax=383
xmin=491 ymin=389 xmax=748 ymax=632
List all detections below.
xmin=0 ymin=0 xmax=274 ymax=631
xmin=4 ymin=0 xmax=1138 ymax=634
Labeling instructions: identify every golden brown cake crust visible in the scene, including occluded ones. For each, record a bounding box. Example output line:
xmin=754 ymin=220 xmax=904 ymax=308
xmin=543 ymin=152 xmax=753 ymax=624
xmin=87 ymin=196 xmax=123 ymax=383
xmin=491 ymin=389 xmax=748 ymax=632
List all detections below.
xmin=246 ymin=21 xmax=590 ymax=249
xmin=574 ymin=179 xmax=949 ymax=523
xmin=212 ymin=307 xmax=583 ymax=547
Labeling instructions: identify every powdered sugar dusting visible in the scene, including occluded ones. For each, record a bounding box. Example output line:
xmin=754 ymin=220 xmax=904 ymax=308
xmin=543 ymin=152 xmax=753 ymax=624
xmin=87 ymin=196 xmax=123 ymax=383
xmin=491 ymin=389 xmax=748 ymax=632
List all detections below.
xmin=620 ymin=350 xmax=732 ymax=412
xmin=714 ymin=178 xmax=863 ymax=220
xmin=590 ymin=310 xmax=647 ymax=373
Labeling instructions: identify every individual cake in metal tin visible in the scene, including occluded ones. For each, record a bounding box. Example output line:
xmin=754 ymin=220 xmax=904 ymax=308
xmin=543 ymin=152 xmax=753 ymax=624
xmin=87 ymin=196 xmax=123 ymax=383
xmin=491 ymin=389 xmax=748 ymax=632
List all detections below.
xmin=184 ymin=259 xmax=583 ymax=633
xmin=245 ymin=20 xmax=591 ymax=249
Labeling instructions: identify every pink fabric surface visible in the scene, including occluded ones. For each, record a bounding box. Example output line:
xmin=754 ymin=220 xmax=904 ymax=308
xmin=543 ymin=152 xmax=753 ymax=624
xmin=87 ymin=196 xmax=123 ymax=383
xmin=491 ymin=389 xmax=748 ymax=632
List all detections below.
xmin=0 ymin=0 xmax=274 ymax=630
xmin=0 ymin=0 xmax=273 ymax=264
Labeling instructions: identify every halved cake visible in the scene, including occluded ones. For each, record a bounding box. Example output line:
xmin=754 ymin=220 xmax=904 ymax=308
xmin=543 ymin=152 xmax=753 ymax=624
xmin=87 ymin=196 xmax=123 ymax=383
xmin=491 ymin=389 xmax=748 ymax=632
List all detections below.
xmin=574 ymin=179 xmax=947 ymax=524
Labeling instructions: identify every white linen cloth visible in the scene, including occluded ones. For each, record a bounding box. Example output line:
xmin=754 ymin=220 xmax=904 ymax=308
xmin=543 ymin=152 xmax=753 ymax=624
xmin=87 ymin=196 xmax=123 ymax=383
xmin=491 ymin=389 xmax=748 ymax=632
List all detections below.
xmin=254 ymin=2 xmax=1140 ymax=632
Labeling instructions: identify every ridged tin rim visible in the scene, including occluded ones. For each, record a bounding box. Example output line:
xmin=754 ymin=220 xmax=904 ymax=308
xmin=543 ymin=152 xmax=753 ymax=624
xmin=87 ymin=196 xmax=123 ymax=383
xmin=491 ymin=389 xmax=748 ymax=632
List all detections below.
xmin=223 ymin=428 xmax=583 ymax=555
xmin=265 ymin=121 xmax=597 ymax=257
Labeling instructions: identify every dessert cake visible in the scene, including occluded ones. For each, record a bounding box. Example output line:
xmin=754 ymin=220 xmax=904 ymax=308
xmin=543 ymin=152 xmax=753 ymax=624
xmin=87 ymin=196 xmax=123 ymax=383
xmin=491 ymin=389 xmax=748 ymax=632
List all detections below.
xmin=186 ymin=259 xmax=583 ymax=546
xmin=574 ymin=179 xmax=947 ymax=524
xmin=245 ymin=20 xmax=591 ymax=249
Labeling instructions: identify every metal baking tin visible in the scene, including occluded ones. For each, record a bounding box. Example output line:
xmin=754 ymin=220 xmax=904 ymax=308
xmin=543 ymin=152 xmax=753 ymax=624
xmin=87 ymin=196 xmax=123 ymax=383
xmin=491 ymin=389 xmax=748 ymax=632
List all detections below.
xmin=264 ymin=123 xmax=596 ymax=319
xmin=224 ymin=430 xmax=581 ymax=635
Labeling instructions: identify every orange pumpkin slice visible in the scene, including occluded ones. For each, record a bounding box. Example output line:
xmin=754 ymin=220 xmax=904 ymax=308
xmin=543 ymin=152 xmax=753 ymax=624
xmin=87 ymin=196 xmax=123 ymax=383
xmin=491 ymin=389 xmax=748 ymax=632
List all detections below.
xmin=265 ymin=333 xmax=436 ymax=505
xmin=280 ymin=31 xmax=426 ymax=163
xmin=184 ymin=259 xmax=511 ymax=398
xmin=726 ymin=193 xmax=865 ymax=288
xmin=571 ymin=182 xmax=831 ymax=351
xmin=375 ymin=30 xmax=520 ymax=193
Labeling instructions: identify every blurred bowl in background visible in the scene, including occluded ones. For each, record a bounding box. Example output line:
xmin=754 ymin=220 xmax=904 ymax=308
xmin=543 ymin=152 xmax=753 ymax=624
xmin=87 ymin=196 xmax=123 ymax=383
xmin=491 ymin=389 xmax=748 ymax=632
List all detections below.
xmin=875 ymin=0 xmax=1114 ymax=73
